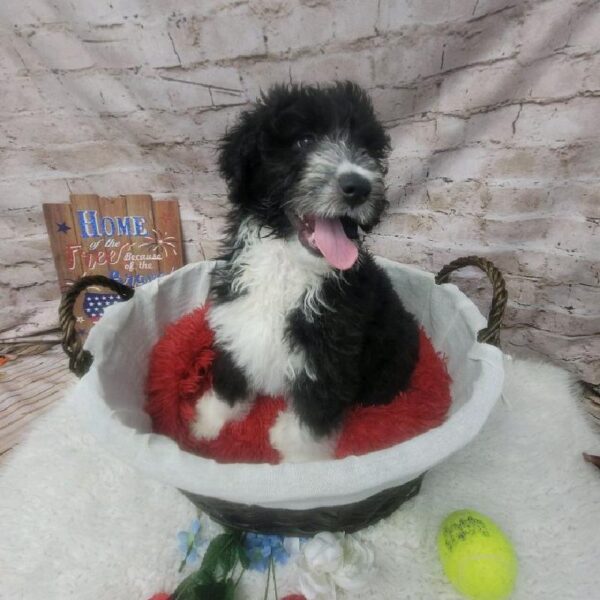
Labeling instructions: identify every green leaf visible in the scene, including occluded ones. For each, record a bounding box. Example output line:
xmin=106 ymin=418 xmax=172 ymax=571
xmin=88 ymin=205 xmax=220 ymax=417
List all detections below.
xmin=172 ymin=569 xmax=215 ymax=600
xmin=173 ymin=532 xmax=246 ymax=600
xmin=237 ymin=543 xmax=250 ymax=569
xmin=200 ymin=533 xmax=241 ymax=580
xmin=224 ymin=579 xmax=236 ymax=600
xmin=176 ymin=579 xmax=235 ymax=600
xmin=195 ymin=580 xmax=235 ymax=600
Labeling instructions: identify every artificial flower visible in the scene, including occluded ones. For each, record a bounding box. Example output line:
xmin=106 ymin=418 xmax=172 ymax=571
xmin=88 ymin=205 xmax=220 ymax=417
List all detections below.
xmin=243 ymin=533 xmax=290 ymax=572
xmin=283 ymin=535 xmax=305 ymax=557
xmin=300 ymin=532 xmax=344 ymax=574
xmin=298 ymin=568 xmax=337 ymax=599
xmin=176 ymin=518 xmax=204 ymax=568
xmin=331 ymin=534 xmax=375 ymax=591
xmin=296 ymin=532 xmax=375 ymax=599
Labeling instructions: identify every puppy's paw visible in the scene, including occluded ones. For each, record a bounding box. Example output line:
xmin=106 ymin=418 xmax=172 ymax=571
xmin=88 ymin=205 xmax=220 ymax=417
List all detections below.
xmin=190 ymin=389 xmax=251 ymax=441
xmin=269 ymin=410 xmax=336 ymax=463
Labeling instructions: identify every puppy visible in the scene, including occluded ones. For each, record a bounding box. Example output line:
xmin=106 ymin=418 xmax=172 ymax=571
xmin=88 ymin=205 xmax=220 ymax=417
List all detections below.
xmin=191 ymin=82 xmax=420 ymax=462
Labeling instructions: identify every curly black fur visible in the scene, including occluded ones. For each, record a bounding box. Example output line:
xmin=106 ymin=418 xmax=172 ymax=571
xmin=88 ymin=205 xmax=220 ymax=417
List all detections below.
xmin=217 ymin=81 xmax=390 ymax=247
xmin=209 ymin=81 xmax=420 ymax=438
xmin=287 ymin=253 xmax=420 ymax=436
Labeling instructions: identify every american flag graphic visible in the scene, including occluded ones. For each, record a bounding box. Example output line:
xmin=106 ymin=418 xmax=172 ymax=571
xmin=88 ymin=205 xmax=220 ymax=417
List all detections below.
xmin=83 ymin=292 xmax=124 ymax=321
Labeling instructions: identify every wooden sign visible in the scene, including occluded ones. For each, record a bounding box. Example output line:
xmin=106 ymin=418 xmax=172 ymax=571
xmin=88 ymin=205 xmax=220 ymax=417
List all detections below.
xmin=43 ymin=194 xmax=184 ymax=339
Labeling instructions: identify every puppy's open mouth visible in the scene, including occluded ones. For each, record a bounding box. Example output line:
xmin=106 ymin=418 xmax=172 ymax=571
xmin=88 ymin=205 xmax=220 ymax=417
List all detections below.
xmin=288 ymin=212 xmax=360 ymax=270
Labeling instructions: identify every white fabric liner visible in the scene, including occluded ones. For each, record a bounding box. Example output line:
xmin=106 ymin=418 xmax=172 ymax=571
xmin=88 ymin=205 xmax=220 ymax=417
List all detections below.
xmin=76 ymin=257 xmax=504 ymax=510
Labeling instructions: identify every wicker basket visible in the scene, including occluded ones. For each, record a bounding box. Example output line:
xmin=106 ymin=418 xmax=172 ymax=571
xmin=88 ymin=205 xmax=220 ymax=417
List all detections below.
xmin=60 ymin=256 xmax=506 ymax=536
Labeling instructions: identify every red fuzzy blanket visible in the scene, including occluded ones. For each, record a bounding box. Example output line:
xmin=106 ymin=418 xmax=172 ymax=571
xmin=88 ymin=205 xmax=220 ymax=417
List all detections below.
xmin=146 ymin=306 xmax=451 ymax=464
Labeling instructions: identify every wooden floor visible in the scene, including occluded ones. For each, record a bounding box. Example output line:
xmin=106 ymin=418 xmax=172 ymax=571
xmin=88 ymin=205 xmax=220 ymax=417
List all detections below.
xmin=0 ymin=347 xmax=75 ymax=463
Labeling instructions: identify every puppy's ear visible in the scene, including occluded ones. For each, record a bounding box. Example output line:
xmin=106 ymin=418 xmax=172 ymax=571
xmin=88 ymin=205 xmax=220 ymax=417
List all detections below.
xmin=218 ymin=110 xmax=261 ymax=205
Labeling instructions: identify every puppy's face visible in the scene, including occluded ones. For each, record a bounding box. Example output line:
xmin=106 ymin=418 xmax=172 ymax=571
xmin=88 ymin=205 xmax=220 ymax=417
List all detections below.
xmin=218 ymin=82 xmax=390 ymax=269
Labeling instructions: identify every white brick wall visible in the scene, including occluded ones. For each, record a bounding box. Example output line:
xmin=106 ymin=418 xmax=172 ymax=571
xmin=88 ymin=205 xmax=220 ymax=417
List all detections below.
xmin=0 ymin=0 xmax=598 ymax=383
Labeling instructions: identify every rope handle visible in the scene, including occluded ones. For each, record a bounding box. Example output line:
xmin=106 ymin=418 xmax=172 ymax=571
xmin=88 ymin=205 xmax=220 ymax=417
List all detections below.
xmin=59 ymin=275 xmax=134 ymax=377
xmin=435 ymin=256 xmax=507 ymax=347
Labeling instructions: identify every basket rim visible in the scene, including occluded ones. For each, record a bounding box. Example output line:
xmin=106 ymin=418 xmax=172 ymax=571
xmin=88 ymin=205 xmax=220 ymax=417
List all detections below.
xmin=75 ymin=258 xmax=504 ymax=511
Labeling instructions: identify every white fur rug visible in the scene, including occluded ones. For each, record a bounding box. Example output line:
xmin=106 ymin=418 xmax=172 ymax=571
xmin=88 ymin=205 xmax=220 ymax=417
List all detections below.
xmin=1 ymin=357 xmax=599 ymax=599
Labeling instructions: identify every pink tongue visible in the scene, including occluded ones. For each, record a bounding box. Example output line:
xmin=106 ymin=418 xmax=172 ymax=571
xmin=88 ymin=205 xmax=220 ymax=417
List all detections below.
xmin=313 ymin=217 xmax=359 ymax=270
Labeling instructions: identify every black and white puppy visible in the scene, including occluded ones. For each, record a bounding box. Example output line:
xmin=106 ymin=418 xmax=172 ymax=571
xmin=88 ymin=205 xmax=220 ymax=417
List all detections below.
xmin=191 ymin=82 xmax=420 ymax=462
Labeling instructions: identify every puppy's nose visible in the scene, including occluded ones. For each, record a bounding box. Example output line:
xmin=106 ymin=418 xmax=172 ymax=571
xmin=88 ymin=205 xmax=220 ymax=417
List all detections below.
xmin=338 ymin=172 xmax=372 ymax=206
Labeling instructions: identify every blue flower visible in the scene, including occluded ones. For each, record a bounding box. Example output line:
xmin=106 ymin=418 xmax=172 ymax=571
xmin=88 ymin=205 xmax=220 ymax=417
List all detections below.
xmin=243 ymin=533 xmax=290 ymax=572
xmin=177 ymin=519 xmax=204 ymax=568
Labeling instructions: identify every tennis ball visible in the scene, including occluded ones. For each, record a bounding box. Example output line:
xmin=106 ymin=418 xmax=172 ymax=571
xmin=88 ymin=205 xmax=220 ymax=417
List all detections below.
xmin=437 ymin=509 xmax=517 ymax=600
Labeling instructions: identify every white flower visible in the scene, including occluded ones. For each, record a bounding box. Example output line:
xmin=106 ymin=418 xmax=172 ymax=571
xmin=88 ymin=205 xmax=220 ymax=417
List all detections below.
xmin=303 ymin=532 xmax=344 ymax=573
xmin=283 ymin=536 xmax=304 ymax=557
xmin=297 ymin=532 xmax=376 ymax=599
xmin=332 ymin=535 xmax=375 ymax=591
xmin=298 ymin=568 xmax=337 ymax=599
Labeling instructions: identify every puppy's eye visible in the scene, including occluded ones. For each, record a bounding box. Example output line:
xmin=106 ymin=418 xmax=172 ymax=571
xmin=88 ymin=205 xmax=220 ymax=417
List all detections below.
xmin=295 ymin=135 xmax=314 ymax=149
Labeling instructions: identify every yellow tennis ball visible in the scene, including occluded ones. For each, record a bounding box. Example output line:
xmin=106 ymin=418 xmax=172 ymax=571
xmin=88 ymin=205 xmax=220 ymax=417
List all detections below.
xmin=438 ymin=509 xmax=517 ymax=600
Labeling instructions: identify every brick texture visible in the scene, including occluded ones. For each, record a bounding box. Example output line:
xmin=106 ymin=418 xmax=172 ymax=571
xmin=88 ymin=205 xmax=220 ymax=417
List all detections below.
xmin=0 ymin=0 xmax=598 ymax=383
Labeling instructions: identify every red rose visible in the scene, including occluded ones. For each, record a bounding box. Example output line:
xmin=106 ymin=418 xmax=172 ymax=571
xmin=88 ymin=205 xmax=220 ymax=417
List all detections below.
xmin=148 ymin=594 xmax=171 ymax=600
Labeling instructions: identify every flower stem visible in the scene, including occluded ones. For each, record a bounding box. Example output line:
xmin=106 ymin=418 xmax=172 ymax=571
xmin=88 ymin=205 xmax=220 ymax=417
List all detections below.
xmin=271 ymin=556 xmax=279 ymax=600
xmin=263 ymin=556 xmax=272 ymax=600
xmin=233 ymin=566 xmax=245 ymax=591
xmin=230 ymin=555 xmax=246 ymax=593
xmin=178 ymin=540 xmax=195 ymax=573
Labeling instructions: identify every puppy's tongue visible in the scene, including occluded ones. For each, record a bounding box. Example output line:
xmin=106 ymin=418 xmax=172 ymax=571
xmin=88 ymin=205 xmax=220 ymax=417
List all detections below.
xmin=313 ymin=217 xmax=358 ymax=270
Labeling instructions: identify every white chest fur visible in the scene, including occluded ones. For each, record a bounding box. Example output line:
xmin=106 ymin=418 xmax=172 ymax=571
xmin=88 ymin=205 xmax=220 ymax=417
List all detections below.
xmin=208 ymin=230 xmax=331 ymax=396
